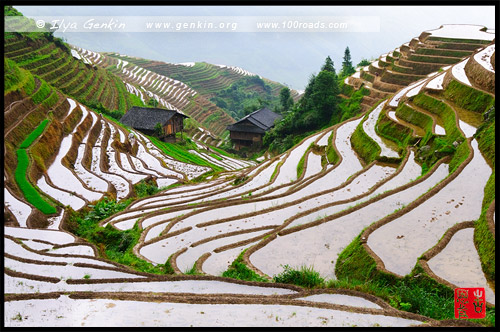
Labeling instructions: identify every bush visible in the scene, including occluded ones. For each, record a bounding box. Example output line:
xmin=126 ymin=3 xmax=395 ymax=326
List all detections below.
xmin=134 ymin=179 xmax=162 ymax=198
xmin=222 ymin=250 xmax=268 ymax=282
xmin=272 ymin=264 xmax=325 ymax=288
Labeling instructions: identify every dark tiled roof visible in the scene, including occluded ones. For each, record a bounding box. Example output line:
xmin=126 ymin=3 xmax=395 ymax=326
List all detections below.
xmin=120 ymin=106 xmax=187 ymax=131
xmin=227 ymin=108 xmax=282 ymax=133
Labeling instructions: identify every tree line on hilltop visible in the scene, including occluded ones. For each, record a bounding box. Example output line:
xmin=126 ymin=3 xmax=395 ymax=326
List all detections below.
xmin=264 ymin=47 xmax=369 ymax=153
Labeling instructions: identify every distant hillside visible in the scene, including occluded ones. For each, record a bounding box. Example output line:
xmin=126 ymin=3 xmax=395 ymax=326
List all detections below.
xmin=100 ymin=54 xmax=301 ymax=122
xmin=4 ymin=32 xmax=146 ymax=117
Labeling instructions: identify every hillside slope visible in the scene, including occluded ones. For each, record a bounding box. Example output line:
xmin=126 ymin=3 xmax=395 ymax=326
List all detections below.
xmin=4 ymin=20 xmax=494 ymax=327
xmin=345 ymin=24 xmax=494 ymax=111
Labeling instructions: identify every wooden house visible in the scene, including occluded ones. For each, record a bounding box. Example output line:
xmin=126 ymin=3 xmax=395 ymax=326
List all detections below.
xmin=120 ymin=106 xmax=188 ymax=140
xmin=227 ymin=107 xmax=282 ymax=150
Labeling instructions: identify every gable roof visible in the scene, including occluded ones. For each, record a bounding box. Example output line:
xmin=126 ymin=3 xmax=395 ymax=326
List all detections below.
xmin=120 ymin=106 xmax=187 ymax=131
xmin=227 ymin=108 xmax=282 ymax=134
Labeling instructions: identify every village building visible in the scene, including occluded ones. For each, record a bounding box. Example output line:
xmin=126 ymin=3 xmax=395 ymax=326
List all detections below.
xmin=227 ymin=107 xmax=282 ymax=150
xmin=120 ymin=106 xmax=188 ymax=141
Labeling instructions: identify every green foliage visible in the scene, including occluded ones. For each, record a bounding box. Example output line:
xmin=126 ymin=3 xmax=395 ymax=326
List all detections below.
xmin=19 ymin=119 xmax=49 ymax=148
xmin=4 ymin=57 xmax=30 ymax=94
xmin=222 ymin=250 xmax=268 ymax=282
xmin=474 ymin=173 xmax=495 ymax=284
xmin=341 ymin=46 xmax=355 ymax=77
xmin=335 ymin=235 xmax=458 ymax=321
xmin=395 ymin=103 xmax=433 ymax=139
xmin=427 ymin=36 xmax=491 ymax=45
xmin=14 ymin=119 xmax=57 ymax=214
xmin=272 ymin=264 xmax=325 ymax=288
xmin=443 ymin=80 xmax=495 ymax=114
xmin=154 ymin=122 xmax=164 ymax=137
xmin=210 ymin=75 xmax=278 ymax=120
xmin=148 ymin=135 xmax=223 ymax=172
xmin=232 ymin=175 xmax=249 ymax=186
xmin=134 ymin=179 xmax=163 ymax=198
xmin=326 ymin=138 xmax=339 ymax=165
xmin=42 ymin=89 xmax=59 ymax=108
xmin=67 ymin=197 xmax=171 ymax=274
xmin=30 ymin=79 xmax=52 ymax=104
xmin=279 ymin=87 xmax=294 ymax=114
xmin=127 ymin=91 xmax=146 ymax=107
xmin=5 ymin=5 xmax=23 ymax=16
xmin=415 ymin=48 xmax=471 ymax=58
xmin=350 ymin=116 xmax=381 ymax=164
xmin=338 ymin=86 xmax=369 ymax=122
xmin=296 ymin=149 xmax=307 ymax=179
xmin=447 ymin=138 xmax=469 ymax=173
xmin=264 ymin=57 xmax=341 ymax=154
xmin=357 ymin=59 xmax=372 ymax=67
xmin=15 ymin=149 xmax=57 ymax=214
xmin=376 ymin=110 xmax=412 ymax=150
xmin=321 ymin=56 xmax=336 ymax=73
xmin=360 ymin=70 xmax=375 ymax=83
xmin=87 ymin=100 xmax=124 ymax=121
xmin=412 ymin=93 xmax=464 ymax=145
xmin=210 ymin=145 xmax=238 ymax=159
xmin=474 ymin=107 xmax=495 ymax=167
xmin=147 ymin=97 xmax=159 ymax=107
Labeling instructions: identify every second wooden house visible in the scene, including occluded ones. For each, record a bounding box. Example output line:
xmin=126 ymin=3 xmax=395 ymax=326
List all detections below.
xmin=227 ymin=107 xmax=282 ymax=150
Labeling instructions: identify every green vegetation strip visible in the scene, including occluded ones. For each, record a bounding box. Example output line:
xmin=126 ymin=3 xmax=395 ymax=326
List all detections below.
xmin=350 ymin=116 xmax=381 ymax=164
xmin=19 ymin=119 xmax=49 ymax=148
xmin=222 ymin=249 xmax=268 ymax=282
xmin=30 ymin=79 xmax=52 ymax=104
xmin=474 ymin=173 xmax=495 ymax=284
xmin=326 ymin=132 xmax=340 ymax=165
xmin=15 ymin=119 xmax=57 ymax=214
xmin=442 ymin=80 xmax=495 ymax=114
xmin=148 ymin=135 xmax=223 ymax=172
xmin=375 ymin=110 xmax=412 ymax=151
xmin=412 ymin=93 xmax=464 ymax=145
xmin=4 ymin=58 xmax=35 ymax=95
xmin=473 ymin=112 xmax=495 ymax=284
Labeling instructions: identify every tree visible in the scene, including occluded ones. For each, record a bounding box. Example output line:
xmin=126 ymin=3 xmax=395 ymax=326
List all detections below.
xmin=310 ymin=70 xmax=339 ymax=125
xmin=279 ymin=87 xmax=294 ymax=114
xmin=148 ymin=98 xmax=158 ymax=107
xmin=154 ymin=122 xmax=164 ymax=137
xmin=321 ymin=56 xmax=336 ymax=73
xmin=341 ymin=47 xmax=355 ymax=77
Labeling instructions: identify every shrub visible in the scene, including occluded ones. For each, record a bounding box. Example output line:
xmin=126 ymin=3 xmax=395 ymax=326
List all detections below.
xmin=272 ymin=264 xmax=325 ymax=288
xmin=134 ymin=179 xmax=162 ymax=198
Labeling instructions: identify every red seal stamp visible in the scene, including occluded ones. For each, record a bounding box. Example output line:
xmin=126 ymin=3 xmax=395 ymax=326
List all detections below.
xmin=454 ymin=288 xmax=486 ymax=319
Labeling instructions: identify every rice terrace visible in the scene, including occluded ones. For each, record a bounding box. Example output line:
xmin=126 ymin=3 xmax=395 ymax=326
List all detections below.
xmin=3 ymin=4 xmax=496 ymax=327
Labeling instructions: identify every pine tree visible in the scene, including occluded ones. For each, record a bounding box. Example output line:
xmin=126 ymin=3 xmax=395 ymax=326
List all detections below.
xmin=279 ymin=87 xmax=294 ymax=114
xmin=342 ymin=47 xmax=355 ymax=77
xmin=321 ymin=56 xmax=336 ymax=74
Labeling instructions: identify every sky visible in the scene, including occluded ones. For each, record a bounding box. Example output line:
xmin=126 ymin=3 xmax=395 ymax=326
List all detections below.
xmin=14 ymin=5 xmax=496 ymax=90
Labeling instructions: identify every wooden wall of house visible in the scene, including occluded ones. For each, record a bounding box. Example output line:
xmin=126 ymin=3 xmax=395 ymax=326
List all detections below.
xmin=229 ymin=131 xmax=262 ymax=142
xmin=163 ymin=115 xmax=184 ymax=136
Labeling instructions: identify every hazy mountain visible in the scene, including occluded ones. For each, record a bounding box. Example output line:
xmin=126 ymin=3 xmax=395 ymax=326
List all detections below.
xmin=14 ymin=5 xmax=495 ymax=90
